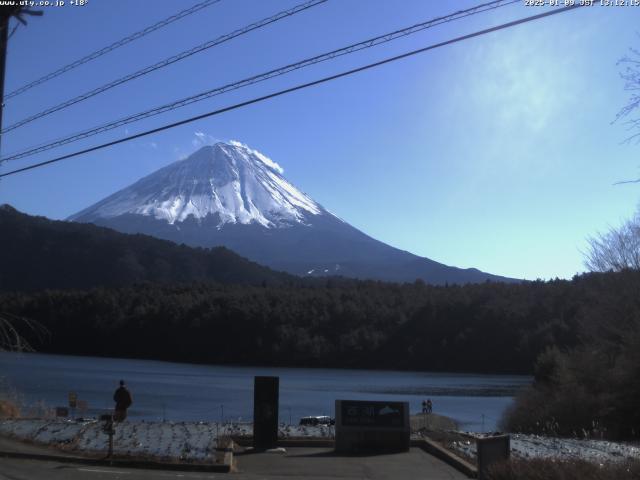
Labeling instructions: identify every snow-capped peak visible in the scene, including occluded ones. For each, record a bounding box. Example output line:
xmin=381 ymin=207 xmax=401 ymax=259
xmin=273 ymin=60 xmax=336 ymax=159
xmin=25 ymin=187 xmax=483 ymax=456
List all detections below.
xmin=227 ymin=140 xmax=284 ymax=174
xmin=68 ymin=141 xmax=324 ymax=228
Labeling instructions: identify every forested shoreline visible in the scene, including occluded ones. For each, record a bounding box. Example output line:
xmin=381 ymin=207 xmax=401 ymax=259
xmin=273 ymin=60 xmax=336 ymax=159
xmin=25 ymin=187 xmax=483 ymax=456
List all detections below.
xmin=1 ymin=270 xmax=634 ymax=374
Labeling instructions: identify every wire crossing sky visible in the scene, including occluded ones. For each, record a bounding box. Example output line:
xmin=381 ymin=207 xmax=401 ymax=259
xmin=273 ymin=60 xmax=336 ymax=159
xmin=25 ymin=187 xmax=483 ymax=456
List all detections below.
xmin=0 ymin=0 xmax=327 ymax=134
xmin=0 ymin=0 xmax=520 ymax=163
xmin=3 ymin=0 xmax=223 ymax=101
xmin=1 ymin=0 xmax=638 ymax=281
xmin=0 ymin=3 xmax=582 ymax=179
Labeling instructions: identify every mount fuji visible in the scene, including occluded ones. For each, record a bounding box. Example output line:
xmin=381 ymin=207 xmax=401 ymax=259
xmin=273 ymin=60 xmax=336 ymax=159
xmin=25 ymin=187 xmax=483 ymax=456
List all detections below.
xmin=69 ymin=141 xmax=514 ymax=284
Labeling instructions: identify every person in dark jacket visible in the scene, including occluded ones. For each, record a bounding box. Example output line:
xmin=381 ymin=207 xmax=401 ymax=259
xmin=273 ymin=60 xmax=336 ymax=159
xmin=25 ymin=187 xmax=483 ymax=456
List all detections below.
xmin=113 ymin=380 xmax=132 ymax=422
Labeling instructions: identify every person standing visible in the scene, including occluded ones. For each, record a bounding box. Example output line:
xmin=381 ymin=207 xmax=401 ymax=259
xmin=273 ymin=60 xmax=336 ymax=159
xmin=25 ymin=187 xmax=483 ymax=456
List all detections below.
xmin=426 ymin=398 xmax=433 ymax=414
xmin=113 ymin=380 xmax=132 ymax=422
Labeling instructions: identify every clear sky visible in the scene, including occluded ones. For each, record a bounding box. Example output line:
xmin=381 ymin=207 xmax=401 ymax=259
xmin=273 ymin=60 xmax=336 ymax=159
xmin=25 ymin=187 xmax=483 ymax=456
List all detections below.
xmin=0 ymin=0 xmax=639 ymax=280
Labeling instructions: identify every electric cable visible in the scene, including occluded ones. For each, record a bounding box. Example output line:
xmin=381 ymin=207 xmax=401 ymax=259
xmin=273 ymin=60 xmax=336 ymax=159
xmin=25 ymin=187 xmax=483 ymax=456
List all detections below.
xmin=0 ymin=4 xmax=585 ymax=179
xmin=1 ymin=0 xmax=327 ymax=134
xmin=4 ymin=0 xmax=223 ymax=101
xmin=0 ymin=0 xmax=519 ymax=163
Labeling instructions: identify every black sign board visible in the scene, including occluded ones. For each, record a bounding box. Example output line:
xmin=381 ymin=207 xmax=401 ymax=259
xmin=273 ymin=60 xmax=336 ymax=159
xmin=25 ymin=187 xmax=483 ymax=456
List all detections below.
xmin=253 ymin=376 xmax=279 ymax=449
xmin=55 ymin=407 xmax=69 ymax=417
xmin=340 ymin=400 xmax=405 ymax=428
xmin=335 ymin=399 xmax=410 ymax=453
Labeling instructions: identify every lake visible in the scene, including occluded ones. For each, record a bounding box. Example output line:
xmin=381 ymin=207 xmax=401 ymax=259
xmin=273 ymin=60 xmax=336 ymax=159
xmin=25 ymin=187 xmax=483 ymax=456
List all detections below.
xmin=0 ymin=352 xmax=530 ymax=431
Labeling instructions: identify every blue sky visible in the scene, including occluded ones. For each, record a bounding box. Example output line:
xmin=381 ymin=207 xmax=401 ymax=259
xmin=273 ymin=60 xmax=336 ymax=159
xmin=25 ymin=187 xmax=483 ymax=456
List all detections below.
xmin=0 ymin=0 xmax=638 ymax=280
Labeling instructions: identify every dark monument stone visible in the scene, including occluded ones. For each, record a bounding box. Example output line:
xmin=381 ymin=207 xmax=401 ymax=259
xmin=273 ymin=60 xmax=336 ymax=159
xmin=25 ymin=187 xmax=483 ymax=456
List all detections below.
xmin=335 ymin=399 xmax=410 ymax=453
xmin=253 ymin=376 xmax=279 ymax=449
xmin=477 ymin=434 xmax=510 ymax=480
xmin=55 ymin=407 xmax=69 ymax=417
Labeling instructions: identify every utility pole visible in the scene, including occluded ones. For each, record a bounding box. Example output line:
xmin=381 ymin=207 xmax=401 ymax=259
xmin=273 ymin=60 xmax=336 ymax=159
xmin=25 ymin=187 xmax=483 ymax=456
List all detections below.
xmin=0 ymin=8 xmax=13 ymax=154
xmin=0 ymin=6 xmax=42 ymax=155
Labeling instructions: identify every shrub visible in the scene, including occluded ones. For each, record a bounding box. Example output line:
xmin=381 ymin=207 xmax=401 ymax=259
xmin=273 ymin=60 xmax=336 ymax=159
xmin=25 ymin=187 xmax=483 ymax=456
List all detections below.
xmin=502 ymin=313 xmax=640 ymax=440
xmin=0 ymin=399 xmax=20 ymax=418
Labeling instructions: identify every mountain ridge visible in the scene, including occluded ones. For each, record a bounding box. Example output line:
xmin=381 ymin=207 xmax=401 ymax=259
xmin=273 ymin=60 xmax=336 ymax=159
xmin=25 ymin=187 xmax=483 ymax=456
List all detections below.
xmin=69 ymin=141 xmax=518 ymax=285
xmin=0 ymin=204 xmax=291 ymax=292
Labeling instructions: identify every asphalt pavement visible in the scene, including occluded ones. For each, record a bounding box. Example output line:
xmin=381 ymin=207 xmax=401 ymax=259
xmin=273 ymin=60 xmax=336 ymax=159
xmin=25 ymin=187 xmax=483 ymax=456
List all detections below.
xmin=0 ymin=447 xmax=468 ymax=479
xmin=235 ymin=447 xmax=468 ymax=479
xmin=0 ymin=458 xmax=220 ymax=480
xmin=0 ymin=433 xmax=469 ymax=479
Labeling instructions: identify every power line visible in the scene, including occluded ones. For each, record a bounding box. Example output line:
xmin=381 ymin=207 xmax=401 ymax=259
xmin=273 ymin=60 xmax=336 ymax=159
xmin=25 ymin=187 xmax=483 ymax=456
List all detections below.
xmin=0 ymin=0 xmax=519 ymax=163
xmin=3 ymin=0 xmax=223 ymax=101
xmin=1 ymin=0 xmax=327 ymax=135
xmin=0 ymin=3 xmax=585 ymax=180
xmin=7 ymin=22 xmax=19 ymax=40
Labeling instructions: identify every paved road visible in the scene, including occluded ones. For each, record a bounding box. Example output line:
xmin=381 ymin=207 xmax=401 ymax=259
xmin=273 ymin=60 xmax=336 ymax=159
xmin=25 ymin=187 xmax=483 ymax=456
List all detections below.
xmin=0 ymin=447 xmax=468 ymax=480
xmin=235 ymin=447 xmax=467 ymax=479
xmin=0 ymin=459 xmax=219 ymax=480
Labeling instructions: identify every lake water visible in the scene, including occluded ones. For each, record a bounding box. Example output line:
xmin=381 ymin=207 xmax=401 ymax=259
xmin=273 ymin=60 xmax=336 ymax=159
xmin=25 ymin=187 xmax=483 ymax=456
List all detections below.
xmin=0 ymin=352 xmax=530 ymax=432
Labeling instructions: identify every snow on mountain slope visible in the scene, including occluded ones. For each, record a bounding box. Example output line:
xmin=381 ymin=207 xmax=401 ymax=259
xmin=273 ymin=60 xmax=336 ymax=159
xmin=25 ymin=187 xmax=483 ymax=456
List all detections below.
xmin=69 ymin=141 xmax=323 ymax=228
xmin=69 ymin=140 xmax=518 ymax=285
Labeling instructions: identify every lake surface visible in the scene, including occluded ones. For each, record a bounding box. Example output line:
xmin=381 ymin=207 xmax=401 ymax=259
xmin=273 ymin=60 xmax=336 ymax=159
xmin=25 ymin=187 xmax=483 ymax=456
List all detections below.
xmin=0 ymin=352 xmax=530 ymax=431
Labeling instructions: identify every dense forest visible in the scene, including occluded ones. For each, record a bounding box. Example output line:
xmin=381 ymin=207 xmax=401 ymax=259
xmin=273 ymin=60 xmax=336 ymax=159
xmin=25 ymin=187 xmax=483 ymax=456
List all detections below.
xmin=2 ymin=271 xmax=635 ymax=375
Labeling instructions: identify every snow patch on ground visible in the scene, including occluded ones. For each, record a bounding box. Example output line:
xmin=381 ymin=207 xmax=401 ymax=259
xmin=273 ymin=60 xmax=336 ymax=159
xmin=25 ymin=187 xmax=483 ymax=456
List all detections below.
xmin=451 ymin=432 xmax=640 ymax=464
xmin=7 ymin=418 xmax=635 ymax=465
xmin=0 ymin=419 xmax=333 ymax=462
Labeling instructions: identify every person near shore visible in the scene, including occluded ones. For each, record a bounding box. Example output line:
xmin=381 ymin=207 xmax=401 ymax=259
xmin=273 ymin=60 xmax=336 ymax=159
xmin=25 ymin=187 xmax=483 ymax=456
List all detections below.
xmin=422 ymin=400 xmax=428 ymax=414
xmin=426 ymin=398 xmax=433 ymax=414
xmin=113 ymin=380 xmax=133 ymax=422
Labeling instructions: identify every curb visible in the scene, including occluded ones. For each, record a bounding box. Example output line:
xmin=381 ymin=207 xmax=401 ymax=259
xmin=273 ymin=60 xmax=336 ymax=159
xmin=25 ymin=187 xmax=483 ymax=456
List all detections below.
xmin=411 ymin=438 xmax=477 ymax=478
xmin=0 ymin=449 xmax=232 ymax=473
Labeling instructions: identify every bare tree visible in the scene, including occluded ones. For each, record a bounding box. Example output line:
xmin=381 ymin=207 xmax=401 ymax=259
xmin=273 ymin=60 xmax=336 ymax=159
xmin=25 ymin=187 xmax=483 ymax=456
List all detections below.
xmin=585 ymin=212 xmax=640 ymax=272
xmin=616 ymin=46 xmax=640 ymax=146
xmin=0 ymin=313 xmax=47 ymax=352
